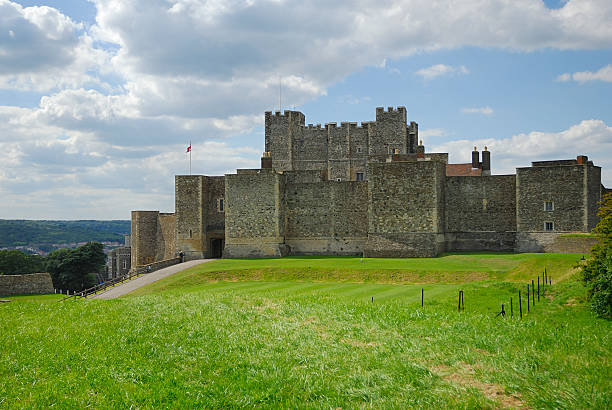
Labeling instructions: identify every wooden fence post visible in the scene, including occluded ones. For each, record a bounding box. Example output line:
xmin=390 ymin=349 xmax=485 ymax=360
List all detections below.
xmin=458 ymin=290 xmax=462 ymax=312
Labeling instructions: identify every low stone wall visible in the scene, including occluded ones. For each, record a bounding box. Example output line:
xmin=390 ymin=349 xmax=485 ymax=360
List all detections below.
xmin=445 ymin=232 xmax=516 ymax=252
xmin=549 ymin=236 xmax=598 ymax=254
xmin=516 ymin=232 xmax=598 ymax=254
xmin=0 ymin=273 xmax=54 ymax=296
xmin=364 ymin=233 xmax=445 ymax=258
xmin=130 ymin=257 xmax=181 ymax=275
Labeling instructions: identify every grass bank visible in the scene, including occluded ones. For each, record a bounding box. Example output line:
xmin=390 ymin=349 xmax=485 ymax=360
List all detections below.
xmin=0 ymin=253 xmax=608 ymax=408
xmin=131 ymin=253 xmax=582 ymax=296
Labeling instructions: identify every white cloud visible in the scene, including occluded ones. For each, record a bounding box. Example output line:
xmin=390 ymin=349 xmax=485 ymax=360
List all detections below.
xmin=432 ymin=119 xmax=612 ymax=185
xmin=1 ymin=0 xmax=612 ymax=218
xmin=0 ymin=1 xmax=111 ymax=91
xmin=420 ymin=128 xmax=450 ymax=138
xmin=557 ymin=64 xmax=612 ymax=83
xmin=462 ymin=106 xmax=494 ymax=115
xmin=415 ymin=64 xmax=469 ymax=80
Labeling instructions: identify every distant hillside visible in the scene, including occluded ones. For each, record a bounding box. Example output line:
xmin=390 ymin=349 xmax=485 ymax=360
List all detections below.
xmin=0 ymin=220 xmax=131 ymax=248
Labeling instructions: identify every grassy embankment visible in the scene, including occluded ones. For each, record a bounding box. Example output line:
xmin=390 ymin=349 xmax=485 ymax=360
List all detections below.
xmin=1 ymin=253 xmax=610 ymax=408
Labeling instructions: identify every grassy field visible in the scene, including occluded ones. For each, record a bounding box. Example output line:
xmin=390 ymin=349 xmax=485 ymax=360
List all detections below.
xmin=1 ymin=253 xmax=610 ymax=408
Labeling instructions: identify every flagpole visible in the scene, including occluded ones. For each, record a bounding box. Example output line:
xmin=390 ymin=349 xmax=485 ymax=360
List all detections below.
xmin=189 ymin=140 xmax=192 ymax=175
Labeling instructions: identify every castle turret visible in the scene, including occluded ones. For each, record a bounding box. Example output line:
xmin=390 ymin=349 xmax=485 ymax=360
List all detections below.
xmin=370 ymin=106 xmax=408 ymax=156
xmin=264 ymin=110 xmax=305 ymax=171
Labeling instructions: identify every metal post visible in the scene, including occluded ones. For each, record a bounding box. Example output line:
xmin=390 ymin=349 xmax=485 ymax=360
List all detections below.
xmin=519 ymin=290 xmax=522 ymax=319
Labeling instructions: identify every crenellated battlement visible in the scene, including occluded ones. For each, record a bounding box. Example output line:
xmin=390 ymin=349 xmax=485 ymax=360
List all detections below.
xmin=376 ymin=106 xmax=407 ymax=115
xmin=265 ymin=106 xmax=415 ymax=172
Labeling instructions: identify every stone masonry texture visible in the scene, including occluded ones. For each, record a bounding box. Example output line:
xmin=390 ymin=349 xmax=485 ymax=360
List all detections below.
xmin=0 ymin=273 xmax=54 ymax=296
xmin=131 ymin=107 xmax=607 ymax=259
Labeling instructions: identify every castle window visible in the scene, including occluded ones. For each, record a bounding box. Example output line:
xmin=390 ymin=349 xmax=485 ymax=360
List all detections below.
xmin=357 ymin=146 xmax=362 ymax=153
xmin=336 ymin=178 xmax=342 ymax=182
xmin=218 ymin=198 xmax=224 ymax=213
xmin=189 ymin=229 xmax=192 ymax=238
xmin=545 ymin=201 xmax=553 ymax=211
xmin=356 ymin=172 xmax=364 ymax=181
xmin=122 ymin=260 xmax=127 ymax=269
xmin=545 ymin=222 xmax=554 ymax=231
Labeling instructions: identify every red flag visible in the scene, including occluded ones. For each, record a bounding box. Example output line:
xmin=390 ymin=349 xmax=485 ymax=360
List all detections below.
xmin=186 ymin=144 xmax=191 ymax=153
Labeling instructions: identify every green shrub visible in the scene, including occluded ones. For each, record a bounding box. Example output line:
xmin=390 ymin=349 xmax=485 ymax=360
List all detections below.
xmin=582 ymin=192 xmax=612 ymax=318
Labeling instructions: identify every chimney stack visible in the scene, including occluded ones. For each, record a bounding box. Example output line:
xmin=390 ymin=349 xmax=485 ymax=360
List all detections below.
xmin=417 ymin=140 xmax=425 ymax=158
xmin=472 ymin=146 xmax=480 ymax=169
xmin=481 ymin=146 xmax=491 ymax=174
xmin=261 ymin=152 xmax=272 ymax=169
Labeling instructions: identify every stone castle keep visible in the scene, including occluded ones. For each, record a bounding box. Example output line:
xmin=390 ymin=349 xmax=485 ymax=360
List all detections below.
xmin=130 ymin=106 xmax=608 ymax=266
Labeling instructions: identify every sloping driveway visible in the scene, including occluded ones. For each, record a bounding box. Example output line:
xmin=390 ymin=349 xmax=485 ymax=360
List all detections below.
xmin=90 ymin=259 xmax=214 ymax=299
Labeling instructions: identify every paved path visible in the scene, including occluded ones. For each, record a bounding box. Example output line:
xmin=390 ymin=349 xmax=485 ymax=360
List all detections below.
xmin=90 ymin=259 xmax=214 ymax=300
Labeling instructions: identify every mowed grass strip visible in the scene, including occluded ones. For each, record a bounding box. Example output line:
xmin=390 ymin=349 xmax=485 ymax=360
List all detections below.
xmin=130 ymin=253 xmax=582 ymax=296
xmin=1 ymin=254 xmax=608 ymax=408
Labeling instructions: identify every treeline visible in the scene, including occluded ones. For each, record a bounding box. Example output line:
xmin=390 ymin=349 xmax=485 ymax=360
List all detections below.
xmin=0 ymin=220 xmax=130 ymax=248
xmin=0 ymin=244 xmax=106 ymax=291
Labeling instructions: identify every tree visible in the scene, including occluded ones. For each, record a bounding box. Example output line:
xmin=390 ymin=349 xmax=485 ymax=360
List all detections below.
xmin=0 ymin=250 xmax=44 ymax=275
xmin=582 ymin=192 xmax=612 ymax=318
xmin=45 ymin=242 xmax=106 ymax=291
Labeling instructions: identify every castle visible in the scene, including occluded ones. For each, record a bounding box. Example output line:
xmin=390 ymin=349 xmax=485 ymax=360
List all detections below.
xmin=130 ymin=106 xmax=608 ymax=267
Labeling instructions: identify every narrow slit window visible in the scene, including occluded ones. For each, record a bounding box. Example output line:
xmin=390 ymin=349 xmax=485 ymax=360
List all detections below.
xmin=218 ymin=198 xmax=224 ymax=213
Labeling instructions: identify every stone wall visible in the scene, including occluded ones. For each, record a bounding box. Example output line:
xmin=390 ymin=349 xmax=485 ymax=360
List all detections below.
xmin=175 ymin=175 xmax=205 ymax=260
xmin=0 ymin=273 xmax=54 ymax=296
xmin=587 ymin=166 xmax=602 ymax=231
xmin=445 ymin=175 xmax=516 ymax=251
xmin=224 ymin=169 xmax=288 ymax=257
xmin=265 ymin=107 xmax=416 ymax=181
xmin=516 ymin=160 xmax=601 ymax=251
xmin=285 ymin=180 xmax=368 ymax=255
xmin=364 ymin=159 xmax=446 ymax=257
xmin=156 ymin=213 xmax=176 ymax=261
xmin=517 ymin=163 xmax=588 ymax=232
xmin=131 ymin=211 xmax=159 ymax=267
xmin=516 ymin=232 xmax=598 ymax=253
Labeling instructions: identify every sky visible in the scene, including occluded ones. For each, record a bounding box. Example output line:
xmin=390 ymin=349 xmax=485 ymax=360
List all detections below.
xmin=0 ymin=0 xmax=611 ymax=219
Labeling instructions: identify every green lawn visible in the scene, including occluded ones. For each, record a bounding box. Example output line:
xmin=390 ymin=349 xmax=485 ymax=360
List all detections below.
xmin=1 ymin=253 xmax=609 ymax=408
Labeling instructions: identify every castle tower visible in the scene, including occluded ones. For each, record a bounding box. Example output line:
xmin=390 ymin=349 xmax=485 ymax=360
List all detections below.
xmin=131 ymin=211 xmax=159 ymax=267
xmin=175 ymin=175 xmax=225 ymax=260
xmin=265 ymin=110 xmax=305 ymax=171
xmin=369 ymin=107 xmax=408 ymax=156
